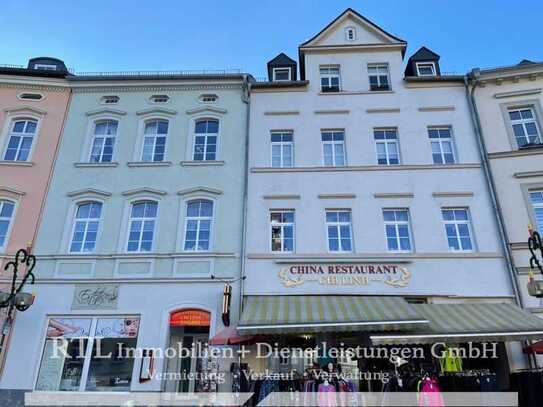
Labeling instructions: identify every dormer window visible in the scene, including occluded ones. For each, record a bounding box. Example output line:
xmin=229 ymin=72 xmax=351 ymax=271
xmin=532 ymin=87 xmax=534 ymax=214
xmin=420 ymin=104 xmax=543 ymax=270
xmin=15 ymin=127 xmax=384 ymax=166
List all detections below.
xmin=34 ymin=64 xmax=57 ymax=71
xmin=199 ymin=94 xmax=218 ymax=103
xmin=272 ymin=68 xmax=291 ymax=82
xmin=345 ymin=27 xmax=357 ymax=41
xmin=150 ymin=95 xmax=169 ymax=104
xmin=100 ymin=95 xmax=120 ymax=105
xmin=416 ymin=62 xmax=437 ymax=77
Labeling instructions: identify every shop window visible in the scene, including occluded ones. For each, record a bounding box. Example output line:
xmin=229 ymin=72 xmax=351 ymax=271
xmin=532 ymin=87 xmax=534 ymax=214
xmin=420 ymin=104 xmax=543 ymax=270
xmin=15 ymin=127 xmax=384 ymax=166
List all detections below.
xmin=35 ymin=317 xmax=140 ymax=392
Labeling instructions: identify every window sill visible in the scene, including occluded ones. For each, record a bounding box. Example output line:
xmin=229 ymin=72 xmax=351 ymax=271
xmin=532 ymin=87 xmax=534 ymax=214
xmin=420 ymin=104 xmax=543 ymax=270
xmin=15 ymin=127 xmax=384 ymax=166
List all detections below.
xmin=74 ymin=162 xmax=119 ymax=168
xmin=319 ymin=90 xmax=394 ymax=96
xmin=127 ymin=161 xmax=172 ymax=167
xmin=180 ymin=160 xmax=225 ymax=166
xmin=0 ymin=160 xmax=34 ymax=167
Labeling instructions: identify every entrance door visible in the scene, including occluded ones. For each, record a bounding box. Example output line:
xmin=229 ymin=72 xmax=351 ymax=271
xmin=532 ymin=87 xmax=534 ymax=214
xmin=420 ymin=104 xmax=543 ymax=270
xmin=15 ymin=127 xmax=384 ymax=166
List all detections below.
xmin=175 ymin=333 xmax=209 ymax=393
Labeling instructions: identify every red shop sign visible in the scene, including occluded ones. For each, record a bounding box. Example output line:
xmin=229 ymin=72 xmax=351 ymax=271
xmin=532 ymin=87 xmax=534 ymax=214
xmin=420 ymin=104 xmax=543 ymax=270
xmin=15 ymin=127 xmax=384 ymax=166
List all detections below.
xmin=169 ymin=309 xmax=210 ymax=327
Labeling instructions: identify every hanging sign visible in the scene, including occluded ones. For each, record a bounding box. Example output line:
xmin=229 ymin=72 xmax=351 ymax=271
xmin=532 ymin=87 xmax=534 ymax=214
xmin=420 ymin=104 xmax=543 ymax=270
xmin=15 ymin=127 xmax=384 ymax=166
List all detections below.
xmin=278 ymin=263 xmax=411 ymax=288
xmin=169 ymin=309 xmax=210 ymax=327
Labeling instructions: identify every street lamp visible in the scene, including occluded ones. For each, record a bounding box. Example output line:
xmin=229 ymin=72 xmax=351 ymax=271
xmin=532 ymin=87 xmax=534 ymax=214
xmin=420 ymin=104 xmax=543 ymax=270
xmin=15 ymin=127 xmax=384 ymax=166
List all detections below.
xmin=1 ymin=248 xmax=36 ymax=333
xmin=527 ymin=225 xmax=543 ymax=297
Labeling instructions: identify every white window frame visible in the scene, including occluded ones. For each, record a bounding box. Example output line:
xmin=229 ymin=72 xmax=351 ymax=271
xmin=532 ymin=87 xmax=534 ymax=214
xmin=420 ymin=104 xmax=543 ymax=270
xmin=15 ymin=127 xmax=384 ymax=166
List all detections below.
xmin=383 ymin=208 xmax=412 ymax=252
xmin=321 ymin=130 xmax=346 ymax=167
xmin=2 ymin=117 xmax=40 ymax=162
xmin=374 ymin=128 xmax=400 ymax=165
xmin=508 ymin=106 xmax=542 ymax=147
xmin=125 ymin=200 xmax=158 ymax=253
xmin=428 ymin=126 xmax=456 ymax=164
xmin=367 ymin=63 xmax=391 ymax=91
xmin=141 ymin=119 xmax=169 ymax=162
xmin=68 ymin=201 xmax=103 ymax=254
xmin=270 ymin=210 xmax=295 ymax=253
xmin=345 ymin=26 xmax=357 ymax=41
xmin=441 ymin=208 xmax=475 ymax=252
xmin=325 ymin=209 xmax=353 ymax=253
xmin=192 ymin=118 xmax=219 ymax=161
xmin=88 ymin=119 xmax=118 ymax=163
xmin=0 ymin=199 xmax=17 ymax=252
xmin=270 ymin=131 xmax=294 ymax=167
xmin=272 ymin=68 xmax=291 ymax=82
xmin=416 ymin=62 xmax=437 ymax=77
xmin=199 ymin=94 xmax=219 ymax=103
xmin=530 ymin=190 xmax=543 ymax=235
xmin=17 ymin=92 xmax=44 ymax=101
xmin=182 ymin=199 xmax=214 ymax=252
xmin=319 ymin=65 xmax=341 ymax=92
xmin=149 ymin=95 xmax=170 ymax=104
xmin=34 ymin=64 xmax=57 ymax=70
xmin=100 ymin=95 xmax=120 ymax=105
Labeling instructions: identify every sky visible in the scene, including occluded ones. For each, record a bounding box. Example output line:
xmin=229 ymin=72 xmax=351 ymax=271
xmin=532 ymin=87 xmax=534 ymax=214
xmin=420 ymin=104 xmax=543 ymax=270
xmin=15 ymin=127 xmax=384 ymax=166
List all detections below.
xmin=1 ymin=0 xmax=542 ymax=78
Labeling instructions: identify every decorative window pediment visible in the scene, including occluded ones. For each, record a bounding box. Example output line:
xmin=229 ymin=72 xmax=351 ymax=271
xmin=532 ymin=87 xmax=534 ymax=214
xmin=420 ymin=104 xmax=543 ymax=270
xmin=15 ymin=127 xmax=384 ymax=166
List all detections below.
xmin=85 ymin=108 xmax=127 ymax=117
xmin=3 ymin=105 xmax=47 ymax=116
xmin=0 ymin=186 xmax=25 ymax=197
xmin=136 ymin=107 xmax=177 ymax=116
xmin=177 ymin=186 xmax=222 ymax=197
xmin=66 ymin=188 xmax=112 ymax=198
xmin=185 ymin=106 xmax=227 ymax=116
xmin=121 ymin=187 xmax=167 ymax=197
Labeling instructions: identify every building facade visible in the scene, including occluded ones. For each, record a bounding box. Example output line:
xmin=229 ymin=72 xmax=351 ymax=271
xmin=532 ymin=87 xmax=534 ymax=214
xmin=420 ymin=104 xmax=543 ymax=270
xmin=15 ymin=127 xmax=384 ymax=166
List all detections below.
xmin=0 ymin=72 xmax=249 ymax=396
xmin=239 ymin=9 xmax=543 ymax=390
xmin=469 ymin=61 xmax=543 ymax=366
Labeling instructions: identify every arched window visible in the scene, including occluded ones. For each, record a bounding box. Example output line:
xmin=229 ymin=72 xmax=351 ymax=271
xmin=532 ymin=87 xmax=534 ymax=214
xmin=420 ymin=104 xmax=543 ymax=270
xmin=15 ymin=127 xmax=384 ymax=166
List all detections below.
xmin=0 ymin=200 xmax=15 ymax=249
xmin=142 ymin=120 xmax=168 ymax=162
xmin=184 ymin=199 xmax=213 ymax=251
xmin=69 ymin=202 xmax=102 ymax=253
xmin=3 ymin=119 xmax=38 ymax=161
xmin=127 ymin=201 xmax=157 ymax=252
xmin=89 ymin=120 xmax=118 ymax=163
xmin=193 ymin=119 xmax=218 ymax=161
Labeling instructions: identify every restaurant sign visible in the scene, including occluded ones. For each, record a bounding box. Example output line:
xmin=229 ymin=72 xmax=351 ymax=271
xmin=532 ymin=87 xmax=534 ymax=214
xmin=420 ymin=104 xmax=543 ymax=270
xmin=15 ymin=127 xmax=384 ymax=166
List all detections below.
xmin=279 ymin=263 xmax=411 ymax=288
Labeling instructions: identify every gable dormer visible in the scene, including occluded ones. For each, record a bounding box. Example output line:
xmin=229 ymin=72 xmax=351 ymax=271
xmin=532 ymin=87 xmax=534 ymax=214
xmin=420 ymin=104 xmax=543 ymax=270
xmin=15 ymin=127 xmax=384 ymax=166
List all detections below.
xmin=267 ymin=53 xmax=297 ymax=82
xmin=298 ymin=8 xmax=407 ymax=79
xmin=404 ymin=47 xmax=441 ymax=77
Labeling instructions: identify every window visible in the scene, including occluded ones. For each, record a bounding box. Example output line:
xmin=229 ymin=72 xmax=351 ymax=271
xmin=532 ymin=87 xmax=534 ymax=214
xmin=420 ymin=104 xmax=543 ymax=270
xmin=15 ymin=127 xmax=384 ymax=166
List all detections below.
xmin=273 ymin=68 xmax=291 ymax=82
xmin=89 ymin=120 xmax=117 ymax=163
xmin=127 ymin=201 xmax=157 ymax=252
xmin=429 ymin=127 xmax=455 ymax=164
xmin=193 ymin=119 xmax=218 ymax=161
xmin=345 ymin=27 xmax=356 ymax=41
xmin=100 ymin=95 xmax=119 ymax=105
xmin=3 ymin=119 xmax=37 ymax=161
xmin=142 ymin=119 xmax=168 ymax=162
xmin=321 ymin=130 xmax=345 ymax=166
xmin=184 ymin=200 xmax=213 ymax=251
xmin=270 ymin=210 xmax=294 ymax=252
xmin=150 ymin=95 xmax=169 ymax=104
xmin=34 ymin=64 xmax=57 ymax=71
xmin=271 ymin=131 xmax=293 ymax=167
xmin=69 ymin=202 xmax=102 ymax=253
xmin=326 ymin=210 xmax=352 ymax=252
xmin=416 ymin=62 xmax=437 ymax=77
xmin=368 ymin=64 xmax=390 ymax=91
xmin=383 ymin=209 xmax=412 ymax=252
xmin=199 ymin=94 xmax=218 ymax=103
xmin=320 ymin=65 xmax=341 ymax=93
xmin=35 ymin=317 xmax=140 ymax=392
xmin=508 ymin=107 xmax=542 ymax=147
xmin=442 ymin=208 xmax=474 ymax=251
xmin=18 ymin=92 xmax=43 ymax=101
xmin=374 ymin=128 xmax=400 ymax=165
xmin=0 ymin=200 xmax=15 ymax=249
xmin=530 ymin=191 xmax=543 ymax=234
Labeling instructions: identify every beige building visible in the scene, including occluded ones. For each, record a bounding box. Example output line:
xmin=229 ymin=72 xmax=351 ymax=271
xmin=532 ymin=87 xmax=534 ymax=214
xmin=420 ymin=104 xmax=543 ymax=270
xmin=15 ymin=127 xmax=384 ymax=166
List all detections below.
xmin=468 ymin=60 xmax=543 ymax=367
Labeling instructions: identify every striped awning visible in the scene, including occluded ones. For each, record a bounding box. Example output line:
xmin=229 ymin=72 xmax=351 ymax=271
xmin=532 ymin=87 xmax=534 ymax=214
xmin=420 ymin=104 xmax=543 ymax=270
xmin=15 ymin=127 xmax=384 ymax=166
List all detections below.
xmin=237 ymin=296 xmax=428 ymax=334
xmin=371 ymin=303 xmax=543 ymax=345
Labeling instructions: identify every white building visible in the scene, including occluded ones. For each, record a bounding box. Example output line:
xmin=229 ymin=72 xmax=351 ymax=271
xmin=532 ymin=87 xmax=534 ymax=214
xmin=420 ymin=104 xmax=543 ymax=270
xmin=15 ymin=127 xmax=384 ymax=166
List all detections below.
xmin=240 ymin=8 xmax=543 ymax=385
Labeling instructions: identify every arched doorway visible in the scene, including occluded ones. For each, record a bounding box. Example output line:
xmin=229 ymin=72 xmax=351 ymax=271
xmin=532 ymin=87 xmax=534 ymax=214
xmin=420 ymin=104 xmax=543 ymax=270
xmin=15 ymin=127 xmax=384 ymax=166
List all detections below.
xmin=164 ymin=309 xmax=211 ymax=393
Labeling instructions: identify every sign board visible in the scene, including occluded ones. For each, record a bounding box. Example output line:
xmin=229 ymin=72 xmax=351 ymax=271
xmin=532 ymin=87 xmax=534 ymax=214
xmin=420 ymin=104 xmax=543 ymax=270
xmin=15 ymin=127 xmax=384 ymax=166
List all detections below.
xmin=170 ymin=309 xmax=210 ymax=327
xmin=71 ymin=284 xmax=119 ymax=310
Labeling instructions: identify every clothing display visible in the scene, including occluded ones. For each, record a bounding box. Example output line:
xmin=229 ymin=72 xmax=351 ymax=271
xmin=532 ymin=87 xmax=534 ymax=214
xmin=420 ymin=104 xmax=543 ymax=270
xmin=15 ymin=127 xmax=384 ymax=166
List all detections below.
xmin=317 ymin=383 xmax=336 ymax=407
xmin=438 ymin=346 xmax=463 ymax=373
xmin=417 ymin=377 xmax=445 ymax=407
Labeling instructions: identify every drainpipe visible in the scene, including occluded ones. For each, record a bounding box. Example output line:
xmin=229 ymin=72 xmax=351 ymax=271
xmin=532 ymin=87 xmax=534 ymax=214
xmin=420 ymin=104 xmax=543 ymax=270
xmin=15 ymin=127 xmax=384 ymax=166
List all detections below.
xmin=464 ymin=74 xmax=534 ymax=368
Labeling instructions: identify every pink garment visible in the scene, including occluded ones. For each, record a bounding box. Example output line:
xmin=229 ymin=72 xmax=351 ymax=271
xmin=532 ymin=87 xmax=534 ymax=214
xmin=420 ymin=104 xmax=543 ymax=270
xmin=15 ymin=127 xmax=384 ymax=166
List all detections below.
xmin=418 ymin=378 xmax=445 ymax=407
xmin=317 ymin=383 xmax=336 ymax=407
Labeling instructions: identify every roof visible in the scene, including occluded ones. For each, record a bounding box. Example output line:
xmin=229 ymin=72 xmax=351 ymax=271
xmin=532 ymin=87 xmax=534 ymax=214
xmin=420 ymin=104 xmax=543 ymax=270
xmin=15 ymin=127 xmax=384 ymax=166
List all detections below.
xmin=0 ymin=66 xmax=69 ymax=79
xmin=408 ymin=46 xmax=440 ymax=61
xmin=267 ymin=53 xmax=297 ymax=66
xmin=404 ymin=75 xmax=464 ymax=83
xmin=68 ymin=72 xmax=250 ymax=82
xmin=251 ymin=80 xmax=309 ymax=89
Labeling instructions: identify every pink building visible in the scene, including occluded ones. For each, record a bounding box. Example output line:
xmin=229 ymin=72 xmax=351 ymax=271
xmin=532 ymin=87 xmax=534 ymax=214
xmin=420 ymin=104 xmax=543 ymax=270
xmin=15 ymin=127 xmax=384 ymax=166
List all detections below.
xmin=0 ymin=58 xmax=70 ymax=263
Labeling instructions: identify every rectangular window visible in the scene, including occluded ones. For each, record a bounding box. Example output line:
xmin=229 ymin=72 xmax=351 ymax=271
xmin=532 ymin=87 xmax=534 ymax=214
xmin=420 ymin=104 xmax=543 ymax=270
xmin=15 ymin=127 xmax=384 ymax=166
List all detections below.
xmin=0 ymin=200 xmax=15 ymax=249
xmin=3 ymin=119 xmax=37 ymax=161
xmin=374 ymin=128 xmax=400 ymax=165
xmin=70 ymin=202 xmax=102 ymax=253
xmin=326 ymin=210 xmax=352 ymax=252
xmin=89 ymin=120 xmax=117 ymax=163
xmin=320 ymin=65 xmax=341 ymax=93
xmin=142 ymin=120 xmax=168 ymax=162
xmin=508 ymin=107 xmax=542 ymax=147
xmin=416 ymin=62 xmax=436 ymax=76
xmin=127 ymin=201 xmax=157 ymax=252
xmin=270 ymin=210 xmax=294 ymax=252
xmin=321 ymin=130 xmax=345 ymax=166
xmin=368 ymin=64 xmax=390 ymax=91
xmin=273 ymin=68 xmax=291 ymax=82
xmin=35 ymin=317 xmax=139 ymax=392
xmin=442 ymin=208 xmax=474 ymax=251
xmin=271 ymin=131 xmax=293 ymax=167
xmin=184 ymin=200 xmax=213 ymax=251
xmin=383 ymin=209 xmax=412 ymax=252
xmin=193 ymin=119 xmax=219 ymax=161
xmin=530 ymin=191 xmax=543 ymax=235
xmin=429 ymin=127 xmax=456 ymax=164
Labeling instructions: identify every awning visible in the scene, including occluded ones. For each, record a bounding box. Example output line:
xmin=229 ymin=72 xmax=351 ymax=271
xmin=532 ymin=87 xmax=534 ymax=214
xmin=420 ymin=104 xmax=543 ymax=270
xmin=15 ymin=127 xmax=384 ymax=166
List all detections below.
xmin=371 ymin=303 xmax=543 ymax=345
xmin=524 ymin=340 xmax=543 ymax=354
xmin=237 ymin=295 xmax=428 ymax=334
xmin=209 ymin=326 xmax=255 ymax=346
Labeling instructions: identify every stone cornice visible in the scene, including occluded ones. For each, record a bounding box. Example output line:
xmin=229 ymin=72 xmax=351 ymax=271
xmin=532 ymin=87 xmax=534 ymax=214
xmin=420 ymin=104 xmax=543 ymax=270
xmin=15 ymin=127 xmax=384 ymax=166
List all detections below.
xmin=72 ymin=83 xmax=243 ymax=93
xmin=0 ymin=82 xmax=68 ymax=92
xmin=251 ymin=163 xmax=481 ymax=173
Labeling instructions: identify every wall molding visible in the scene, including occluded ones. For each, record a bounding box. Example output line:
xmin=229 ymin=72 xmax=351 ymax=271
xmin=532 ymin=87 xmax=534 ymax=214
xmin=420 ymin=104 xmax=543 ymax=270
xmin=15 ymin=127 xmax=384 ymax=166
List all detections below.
xmin=4 ymin=105 xmax=47 ymax=116
xmin=177 ymin=186 xmax=223 ymax=196
xmin=121 ymin=187 xmax=167 ymax=197
xmin=366 ymin=108 xmax=400 ymax=113
xmin=247 ymin=252 xmax=503 ymax=260
xmin=136 ymin=107 xmax=177 ymax=116
xmin=262 ymin=194 xmax=301 ymax=200
xmin=185 ymin=105 xmax=226 ymax=115
xmin=263 ymin=111 xmax=299 ymax=116
xmin=0 ymin=186 xmax=25 ymax=197
xmin=314 ymin=110 xmax=350 ymax=115
xmin=494 ymin=88 xmax=542 ymax=99
xmin=432 ymin=191 xmax=474 ymax=198
xmin=318 ymin=193 xmax=356 ymax=199
xmin=373 ymin=192 xmax=414 ymax=199
xmin=514 ymin=171 xmax=543 ymax=179
xmin=251 ymin=163 xmax=481 ymax=173
xmin=418 ymin=106 xmax=455 ymax=112
xmin=85 ymin=108 xmax=127 ymax=117
xmin=66 ymin=188 xmax=112 ymax=198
